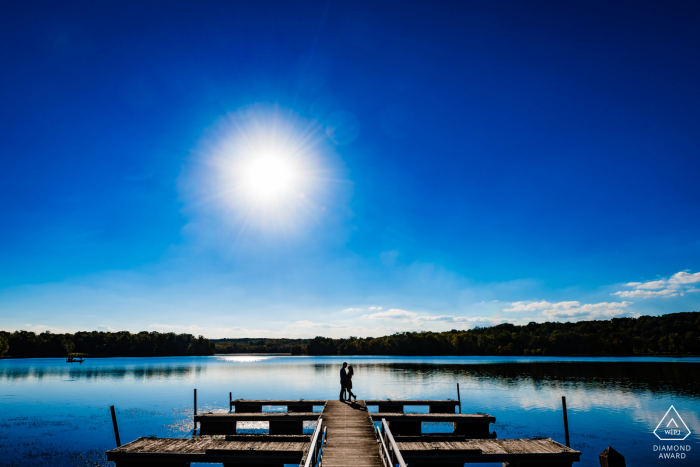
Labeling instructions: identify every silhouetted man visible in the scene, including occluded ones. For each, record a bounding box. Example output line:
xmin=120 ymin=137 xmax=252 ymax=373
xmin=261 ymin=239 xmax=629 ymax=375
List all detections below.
xmin=339 ymin=362 xmax=348 ymax=401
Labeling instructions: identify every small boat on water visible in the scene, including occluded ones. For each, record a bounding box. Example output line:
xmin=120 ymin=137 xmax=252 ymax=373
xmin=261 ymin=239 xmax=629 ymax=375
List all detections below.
xmin=66 ymin=356 xmax=85 ymax=363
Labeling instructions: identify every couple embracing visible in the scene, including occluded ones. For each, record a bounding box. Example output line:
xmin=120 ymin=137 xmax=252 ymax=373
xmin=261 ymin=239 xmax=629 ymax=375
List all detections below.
xmin=339 ymin=362 xmax=357 ymax=402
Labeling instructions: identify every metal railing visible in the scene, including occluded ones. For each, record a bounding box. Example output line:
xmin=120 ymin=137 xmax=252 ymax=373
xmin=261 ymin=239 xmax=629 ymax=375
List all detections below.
xmin=315 ymin=425 xmax=327 ymax=467
xmin=302 ymin=418 xmax=325 ymax=467
xmin=377 ymin=418 xmax=407 ymax=467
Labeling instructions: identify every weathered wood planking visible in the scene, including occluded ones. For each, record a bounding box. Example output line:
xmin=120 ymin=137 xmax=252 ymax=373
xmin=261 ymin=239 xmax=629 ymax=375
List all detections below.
xmin=397 ymin=438 xmax=581 ymax=465
xmin=195 ymin=413 xmax=320 ymax=421
xmin=230 ymin=400 xmax=326 ymax=413
xmin=365 ymin=399 xmax=459 ymax=414
xmin=373 ymin=413 xmax=495 ymax=437
xmin=365 ymin=400 xmax=460 ymax=406
xmin=321 ymin=400 xmax=383 ymax=467
xmin=223 ymin=434 xmax=311 ymax=442
xmin=195 ymin=412 xmax=319 ymax=436
xmin=106 ymin=438 xmax=308 ymax=465
xmin=372 ymin=413 xmax=495 ymax=423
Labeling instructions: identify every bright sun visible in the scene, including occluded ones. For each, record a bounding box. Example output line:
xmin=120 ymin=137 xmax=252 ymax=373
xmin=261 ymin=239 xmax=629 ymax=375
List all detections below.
xmin=242 ymin=153 xmax=298 ymax=201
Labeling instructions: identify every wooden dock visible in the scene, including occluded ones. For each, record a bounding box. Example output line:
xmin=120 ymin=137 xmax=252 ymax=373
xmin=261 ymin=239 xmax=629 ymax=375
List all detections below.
xmin=106 ymin=398 xmax=582 ymax=466
xmin=397 ymin=438 xmax=581 ymax=465
xmin=321 ymin=400 xmax=382 ymax=467
xmin=365 ymin=399 xmax=459 ymax=413
xmin=194 ymin=412 xmax=320 ymax=435
xmin=106 ymin=437 xmax=308 ymax=465
xmin=230 ymin=399 xmax=327 ymax=413
xmin=372 ymin=412 xmax=496 ymax=438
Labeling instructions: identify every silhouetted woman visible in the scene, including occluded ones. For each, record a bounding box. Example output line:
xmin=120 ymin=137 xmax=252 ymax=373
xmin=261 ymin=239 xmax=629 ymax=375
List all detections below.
xmin=346 ymin=365 xmax=357 ymax=402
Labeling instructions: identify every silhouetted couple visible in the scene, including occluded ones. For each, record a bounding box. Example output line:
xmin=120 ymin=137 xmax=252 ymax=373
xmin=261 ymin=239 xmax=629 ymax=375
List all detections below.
xmin=339 ymin=362 xmax=357 ymax=402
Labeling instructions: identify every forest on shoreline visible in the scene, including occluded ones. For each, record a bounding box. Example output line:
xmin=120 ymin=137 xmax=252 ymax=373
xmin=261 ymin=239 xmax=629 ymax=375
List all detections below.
xmin=0 ymin=330 xmax=215 ymax=358
xmin=212 ymin=311 xmax=700 ymax=357
xmin=2 ymin=312 xmax=698 ymax=358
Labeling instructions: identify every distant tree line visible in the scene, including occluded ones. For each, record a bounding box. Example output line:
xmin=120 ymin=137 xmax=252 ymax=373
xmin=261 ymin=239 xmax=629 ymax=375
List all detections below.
xmin=212 ymin=338 xmax=310 ymax=355
xmin=4 ymin=312 xmax=697 ymax=358
xmin=216 ymin=312 xmax=700 ymax=357
xmin=0 ymin=330 xmax=215 ymax=358
xmin=303 ymin=312 xmax=700 ymax=356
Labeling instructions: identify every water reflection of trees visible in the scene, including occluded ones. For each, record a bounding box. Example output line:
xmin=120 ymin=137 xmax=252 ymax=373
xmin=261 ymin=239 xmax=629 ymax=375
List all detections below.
xmin=0 ymin=365 xmax=196 ymax=380
xmin=306 ymin=361 xmax=700 ymax=398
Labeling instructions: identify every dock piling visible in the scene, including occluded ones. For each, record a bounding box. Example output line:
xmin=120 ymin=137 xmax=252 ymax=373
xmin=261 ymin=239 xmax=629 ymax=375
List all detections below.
xmin=194 ymin=389 xmax=197 ymax=431
xmin=109 ymin=405 xmax=121 ymax=447
xmin=229 ymin=392 xmax=232 ymax=413
xmin=562 ymin=395 xmax=570 ymax=447
xmin=457 ymin=383 xmax=461 ymax=414
xmin=599 ymin=446 xmax=626 ymax=467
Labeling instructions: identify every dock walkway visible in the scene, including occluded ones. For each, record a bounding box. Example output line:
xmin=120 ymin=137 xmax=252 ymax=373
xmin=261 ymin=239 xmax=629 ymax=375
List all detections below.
xmin=321 ymin=400 xmax=382 ymax=467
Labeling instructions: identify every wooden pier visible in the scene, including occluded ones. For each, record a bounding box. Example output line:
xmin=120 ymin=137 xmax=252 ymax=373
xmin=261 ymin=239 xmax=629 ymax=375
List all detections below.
xmin=397 ymin=438 xmax=581 ymax=465
xmin=106 ymin=437 xmax=308 ymax=466
xmin=107 ymin=398 xmax=582 ymax=466
xmin=230 ymin=399 xmax=327 ymax=413
xmin=365 ymin=399 xmax=459 ymax=413
xmin=195 ymin=412 xmax=320 ymax=435
xmin=373 ymin=413 xmax=496 ymax=438
xmin=321 ymin=400 xmax=382 ymax=467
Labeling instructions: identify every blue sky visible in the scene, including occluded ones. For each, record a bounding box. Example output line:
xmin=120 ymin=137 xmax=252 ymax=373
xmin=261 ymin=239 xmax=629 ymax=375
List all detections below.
xmin=1 ymin=1 xmax=699 ymax=338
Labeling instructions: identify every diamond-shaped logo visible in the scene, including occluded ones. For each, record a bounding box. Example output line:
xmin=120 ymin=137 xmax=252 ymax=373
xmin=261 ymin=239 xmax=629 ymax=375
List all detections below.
xmin=654 ymin=406 xmax=691 ymax=441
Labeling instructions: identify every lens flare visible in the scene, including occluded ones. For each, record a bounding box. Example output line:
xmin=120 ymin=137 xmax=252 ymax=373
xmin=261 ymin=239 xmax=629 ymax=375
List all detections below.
xmin=242 ymin=153 xmax=298 ymax=201
xmin=180 ymin=104 xmax=348 ymax=238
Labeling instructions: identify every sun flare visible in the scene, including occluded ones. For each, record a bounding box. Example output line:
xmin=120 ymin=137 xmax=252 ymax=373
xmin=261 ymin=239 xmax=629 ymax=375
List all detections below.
xmin=183 ymin=104 xmax=349 ymax=235
xmin=242 ymin=153 xmax=298 ymax=200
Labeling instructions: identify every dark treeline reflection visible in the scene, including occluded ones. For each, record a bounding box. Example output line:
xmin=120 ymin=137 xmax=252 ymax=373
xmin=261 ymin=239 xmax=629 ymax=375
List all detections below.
xmin=322 ymin=361 xmax=700 ymax=398
xmin=0 ymin=330 xmax=215 ymax=358
xmin=0 ymin=365 xmax=198 ymax=381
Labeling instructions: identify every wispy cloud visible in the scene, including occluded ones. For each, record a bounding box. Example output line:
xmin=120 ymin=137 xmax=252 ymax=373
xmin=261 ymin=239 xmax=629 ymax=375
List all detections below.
xmin=363 ymin=308 xmax=416 ymax=320
xmin=361 ymin=308 xmax=514 ymax=328
xmin=613 ymin=271 xmax=700 ymax=299
xmin=288 ymin=320 xmax=351 ymax=329
xmin=503 ymin=300 xmax=636 ymax=321
xmin=504 ymin=301 xmax=580 ymax=313
xmin=149 ymin=324 xmax=204 ymax=331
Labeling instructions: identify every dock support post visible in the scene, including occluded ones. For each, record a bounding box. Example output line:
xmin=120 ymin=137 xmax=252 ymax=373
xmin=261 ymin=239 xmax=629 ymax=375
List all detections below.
xmin=229 ymin=392 xmax=232 ymax=413
xmin=562 ymin=396 xmax=570 ymax=448
xmin=457 ymin=383 xmax=461 ymax=414
xmin=110 ymin=405 xmax=121 ymax=447
xmin=194 ymin=389 xmax=197 ymax=430
xmin=599 ymin=446 xmax=626 ymax=467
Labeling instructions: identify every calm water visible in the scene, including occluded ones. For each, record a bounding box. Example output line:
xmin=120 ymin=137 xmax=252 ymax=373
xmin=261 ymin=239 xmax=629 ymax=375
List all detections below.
xmin=1 ymin=355 xmax=699 ymax=466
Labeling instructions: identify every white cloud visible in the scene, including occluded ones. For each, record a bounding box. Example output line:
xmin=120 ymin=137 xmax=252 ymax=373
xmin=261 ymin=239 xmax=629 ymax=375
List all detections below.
xmin=504 ymin=301 xmax=580 ymax=312
xmin=149 ymin=324 xmax=204 ymax=331
xmin=342 ymin=308 xmax=363 ymax=311
xmin=368 ymin=306 xmax=383 ymax=310
xmin=361 ymin=308 xmax=515 ymax=329
xmin=363 ymin=308 xmax=417 ymax=320
xmin=503 ymin=300 xmax=636 ymax=322
xmin=288 ymin=320 xmax=351 ymax=329
xmin=97 ymin=325 xmax=116 ymax=332
xmin=613 ymin=270 xmax=700 ymax=299
xmin=539 ymin=301 xmax=636 ymax=321
xmin=613 ymin=289 xmax=677 ymax=298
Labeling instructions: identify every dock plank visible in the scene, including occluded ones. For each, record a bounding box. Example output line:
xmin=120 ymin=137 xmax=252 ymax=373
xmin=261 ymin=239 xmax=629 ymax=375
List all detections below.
xmin=397 ymin=438 xmax=581 ymax=464
xmin=107 ymin=438 xmax=308 ymax=464
xmin=372 ymin=413 xmax=495 ymax=422
xmin=321 ymin=400 xmax=382 ymax=467
xmin=195 ymin=412 xmax=320 ymax=421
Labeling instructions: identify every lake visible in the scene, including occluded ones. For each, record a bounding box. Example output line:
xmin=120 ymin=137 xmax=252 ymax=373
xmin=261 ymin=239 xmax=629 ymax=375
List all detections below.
xmin=1 ymin=355 xmax=698 ymax=466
